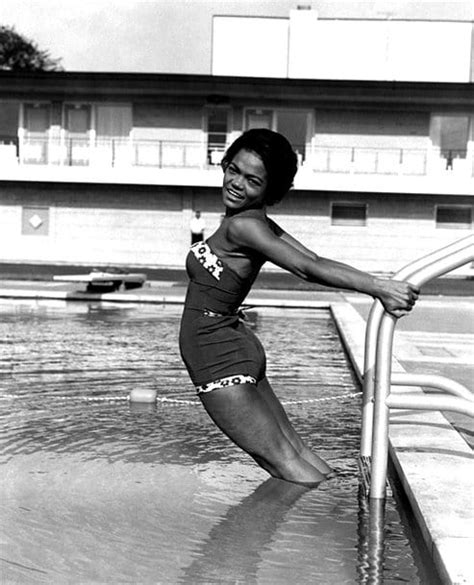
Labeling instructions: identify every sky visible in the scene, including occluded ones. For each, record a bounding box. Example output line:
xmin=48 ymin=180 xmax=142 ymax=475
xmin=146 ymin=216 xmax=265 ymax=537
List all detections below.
xmin=0 ymin=0 xmax=472 ymax=74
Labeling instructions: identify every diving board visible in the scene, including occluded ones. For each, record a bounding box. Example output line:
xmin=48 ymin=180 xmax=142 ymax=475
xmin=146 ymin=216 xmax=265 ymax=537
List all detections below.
xmin=53 ymin=271 xmax=147 ymax=292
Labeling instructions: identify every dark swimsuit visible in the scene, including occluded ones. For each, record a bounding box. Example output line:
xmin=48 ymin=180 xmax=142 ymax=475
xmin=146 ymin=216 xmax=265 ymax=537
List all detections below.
xmin=179 ymin=240 xmax=266 ymax=394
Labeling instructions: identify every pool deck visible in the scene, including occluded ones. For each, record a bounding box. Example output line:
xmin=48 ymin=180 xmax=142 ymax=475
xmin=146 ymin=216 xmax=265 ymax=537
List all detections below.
xmin=0 ymin=277 xmax=472 ymax=585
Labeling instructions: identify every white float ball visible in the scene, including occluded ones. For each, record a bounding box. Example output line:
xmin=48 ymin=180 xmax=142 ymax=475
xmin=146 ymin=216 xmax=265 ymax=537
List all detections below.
xmin=129 ymin=388 xmax=157 ymax=403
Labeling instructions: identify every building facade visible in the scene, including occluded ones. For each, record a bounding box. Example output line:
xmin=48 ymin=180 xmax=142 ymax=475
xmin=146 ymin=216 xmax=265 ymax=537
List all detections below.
xmin=0 ymin=9 xmax=473 ymax=276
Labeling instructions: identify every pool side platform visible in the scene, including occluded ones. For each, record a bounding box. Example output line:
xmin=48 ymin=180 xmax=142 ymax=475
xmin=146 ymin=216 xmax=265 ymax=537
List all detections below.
xmin=0 ymin=278 xmax=472 ymax=585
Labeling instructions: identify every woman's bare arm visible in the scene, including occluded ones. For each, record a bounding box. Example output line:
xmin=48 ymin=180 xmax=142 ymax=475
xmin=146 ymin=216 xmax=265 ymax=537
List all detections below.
xmin=267 ymin=217 xmax=319 ymax=261
xmin=229 ymin=216 xmax=419 ymax=317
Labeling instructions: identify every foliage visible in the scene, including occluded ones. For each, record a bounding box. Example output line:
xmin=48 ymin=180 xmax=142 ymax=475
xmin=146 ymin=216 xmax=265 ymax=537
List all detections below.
xmin=0 ymin=25 xmax=62 ymax=71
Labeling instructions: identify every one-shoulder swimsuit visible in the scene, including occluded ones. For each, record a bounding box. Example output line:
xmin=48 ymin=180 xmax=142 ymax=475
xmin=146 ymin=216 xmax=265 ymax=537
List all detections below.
xmin=179 ymin=241 xmax=266 ymax=394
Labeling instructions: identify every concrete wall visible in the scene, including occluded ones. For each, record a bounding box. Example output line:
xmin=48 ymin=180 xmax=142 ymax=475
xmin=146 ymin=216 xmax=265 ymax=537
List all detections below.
xmin=288 ymin=14 xmax=473 ymax=82
xmin=212 ymin=17 xmax=289 ymax=78
xmin=0 ymin=183 xmax=192 ymax=268
xmin=212 ymin=13 xmax=474 ymax=82
xmin=1 ymin=182 xmax=471 ymax=276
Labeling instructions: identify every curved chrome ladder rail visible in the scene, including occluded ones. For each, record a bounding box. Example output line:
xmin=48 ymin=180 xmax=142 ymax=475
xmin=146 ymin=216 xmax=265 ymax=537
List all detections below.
xmin=359 ymin=234 xmax=474 ymax=499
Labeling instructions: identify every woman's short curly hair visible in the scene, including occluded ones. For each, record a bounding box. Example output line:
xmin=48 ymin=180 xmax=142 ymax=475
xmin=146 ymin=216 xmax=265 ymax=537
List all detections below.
xmin=221 ymin=128 xmax=298 ymax=206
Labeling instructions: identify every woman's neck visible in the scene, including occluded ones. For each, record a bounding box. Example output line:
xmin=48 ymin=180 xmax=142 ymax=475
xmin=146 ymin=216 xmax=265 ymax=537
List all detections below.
xmin=225 ymin=206 xmax=267 ymax=219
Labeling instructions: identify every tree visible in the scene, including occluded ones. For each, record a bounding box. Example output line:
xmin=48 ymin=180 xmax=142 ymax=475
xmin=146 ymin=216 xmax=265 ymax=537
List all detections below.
xmin=0 ymin=25 xmax=63 ymax=71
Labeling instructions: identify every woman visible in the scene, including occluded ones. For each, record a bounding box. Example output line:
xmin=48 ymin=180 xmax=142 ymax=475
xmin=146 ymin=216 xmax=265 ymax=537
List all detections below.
xmin=179 ymin=129 xmax=419 ymax=486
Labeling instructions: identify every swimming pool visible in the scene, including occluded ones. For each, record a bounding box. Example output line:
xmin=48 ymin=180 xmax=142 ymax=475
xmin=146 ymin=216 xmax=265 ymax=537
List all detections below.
xmin=0 ymin=300 xmax=439 ymax=584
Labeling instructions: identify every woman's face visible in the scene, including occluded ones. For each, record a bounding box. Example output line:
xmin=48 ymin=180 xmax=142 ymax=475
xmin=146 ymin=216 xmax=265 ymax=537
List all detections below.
xmin=222 ymin=149 xmax=268 ymax=212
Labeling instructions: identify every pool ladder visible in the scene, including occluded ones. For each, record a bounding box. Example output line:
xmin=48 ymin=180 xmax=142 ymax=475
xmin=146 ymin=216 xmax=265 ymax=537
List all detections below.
xmin=359 ymin=233 xmax=474 ymax=499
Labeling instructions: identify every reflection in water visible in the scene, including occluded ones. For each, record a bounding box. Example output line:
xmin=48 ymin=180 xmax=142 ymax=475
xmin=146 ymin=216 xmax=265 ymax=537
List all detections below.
xmin=181 ymin=478 xmax=311 ymax=584
xmin=357 ymin=488 xmax=385 ymax=585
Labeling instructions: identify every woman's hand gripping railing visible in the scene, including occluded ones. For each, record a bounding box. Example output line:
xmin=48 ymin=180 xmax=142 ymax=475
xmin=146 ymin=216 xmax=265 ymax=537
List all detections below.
xmin=359 ymin=234 xmax=474 ymax=499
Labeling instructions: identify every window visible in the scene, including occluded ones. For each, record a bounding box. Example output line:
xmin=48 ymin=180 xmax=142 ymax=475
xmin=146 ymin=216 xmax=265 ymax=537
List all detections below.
xmin=331 ymin=203 xmax=367 ymax=226
xmin=24 ymin=104 xmax=50 ymax=133
xmin=22 ymin=104 xmax=50 ymax=164
xmin=65 ymin=106 xmax=92 ymax=166
xmin=431 ymin=115 xmax=470 ymax=168
xmin=435 ymin=205 xmax=472 ymax=229
xmin=246 ymin=109 xmax=273 ymax=130
xmin=439 ymin=116 xmax=469 ymax=159
xmin=275 ymin=111 xmax=308 ymax=161
xmin=207 ymin=108 xmax=229 ymax=164
xmin=96 ymin=105 xmax=132 ymax=138
xmin=245 ymin=108 xmax=309 ymax=161
xmin=65 ymin=105 xmax=91 ymax=134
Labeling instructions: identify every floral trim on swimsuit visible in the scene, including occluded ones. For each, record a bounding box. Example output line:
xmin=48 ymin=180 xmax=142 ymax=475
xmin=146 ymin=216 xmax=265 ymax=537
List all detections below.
xmin=190 ymin=241 xmax=223 ymax=281
xmin=196 ymin=374 xmax=257 ymax=394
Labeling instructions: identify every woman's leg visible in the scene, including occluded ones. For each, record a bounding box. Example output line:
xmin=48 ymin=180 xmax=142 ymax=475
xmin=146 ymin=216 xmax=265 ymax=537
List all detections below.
xmin=199 ymin=383 xmax=327 ymax=486
xmin=255 ymin=377 xmax=333 ymax=476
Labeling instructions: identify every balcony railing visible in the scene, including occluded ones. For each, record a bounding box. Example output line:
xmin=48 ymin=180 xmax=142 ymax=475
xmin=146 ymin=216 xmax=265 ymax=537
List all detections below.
xmin=1 ymin=136 xmax=473 ymax=177
xmin=13 ymin=137 xmax=223 ymax=169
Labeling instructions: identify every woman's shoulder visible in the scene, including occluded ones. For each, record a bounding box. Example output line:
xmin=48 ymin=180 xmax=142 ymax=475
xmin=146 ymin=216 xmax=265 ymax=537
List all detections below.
xmin=227 ymin=213 xmax=264 ymax=237
xmin=226 ymin=210 xmax=270 ymax=232
xmin=226 ymin=211 xmax=278 ymax=249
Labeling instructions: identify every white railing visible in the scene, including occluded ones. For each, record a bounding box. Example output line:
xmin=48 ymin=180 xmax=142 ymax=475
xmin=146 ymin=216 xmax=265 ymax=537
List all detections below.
xmin=3 ymin=136 xmax=473 ymax=177
xmin=308 ymin=146 xmax=472 ymax=176
xmin=360 ymin=234 xmax=474 ymax=499
xmin=14 ymin=137 xmax=223 ymax=169
xmin=309 ymin=146 xmax=426 ymax=175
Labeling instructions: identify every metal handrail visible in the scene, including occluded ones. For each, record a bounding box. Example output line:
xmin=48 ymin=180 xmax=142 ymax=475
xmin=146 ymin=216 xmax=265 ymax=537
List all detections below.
xmin=386 ymin=394 xmax=474 ymax=418
xmin=368 ymin=240 xmax=474 ymax=499
xmin=391 ymin=372 xmax=473 ymax=402
xmin=360 ymin=234 xmax=474 ymax=458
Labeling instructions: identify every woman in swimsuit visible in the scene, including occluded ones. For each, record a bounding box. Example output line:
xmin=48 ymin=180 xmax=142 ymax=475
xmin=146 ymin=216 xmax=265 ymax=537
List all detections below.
xmin=179 ymin=128 xmax=419 ymax=487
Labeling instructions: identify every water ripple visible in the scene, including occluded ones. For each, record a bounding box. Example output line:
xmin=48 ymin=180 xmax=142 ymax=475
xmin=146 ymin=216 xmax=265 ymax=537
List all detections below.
xmin=0 ymin=301 xmax=432 ymax=584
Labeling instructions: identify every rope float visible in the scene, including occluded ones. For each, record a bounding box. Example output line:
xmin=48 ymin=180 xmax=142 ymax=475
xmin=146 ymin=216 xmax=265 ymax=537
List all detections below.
xmin=0 ymin=390 xmax=360 ymax=406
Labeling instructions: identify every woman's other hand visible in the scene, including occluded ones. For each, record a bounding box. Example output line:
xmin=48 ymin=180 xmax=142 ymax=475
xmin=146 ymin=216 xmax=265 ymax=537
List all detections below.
xmin=375 ymin=278 xmax=419 ymax=318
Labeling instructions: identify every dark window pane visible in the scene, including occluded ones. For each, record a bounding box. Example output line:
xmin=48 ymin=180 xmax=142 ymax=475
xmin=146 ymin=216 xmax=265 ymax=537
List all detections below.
xmin=436 ymin=206 xmax=472 ymax=229
xmin=67 ymin=106 xmax=90 ymax=133
xmin=439 ymin=116 xmax=469 ymax=159
xmin=332 ymin=203 xmax=367 ymax=226
xmin=25 ymin=105 xmax=50 ymax=132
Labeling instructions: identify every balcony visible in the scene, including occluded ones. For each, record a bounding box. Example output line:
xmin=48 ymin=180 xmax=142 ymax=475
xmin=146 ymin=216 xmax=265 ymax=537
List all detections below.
xmin=11 ymin=137 xmax=219 ymax=169
xmin=0 ymin=137 xmax=473 ymax=196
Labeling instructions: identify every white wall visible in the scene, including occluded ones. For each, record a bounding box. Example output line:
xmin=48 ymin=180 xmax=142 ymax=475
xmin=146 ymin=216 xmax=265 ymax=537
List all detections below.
xmin=211 ymin=16 xmax=289 ymax=77
xmin=289 ymin=13 xmax=473 ymax=82
xmin=212 ymin=13 xmax=473 ymax=82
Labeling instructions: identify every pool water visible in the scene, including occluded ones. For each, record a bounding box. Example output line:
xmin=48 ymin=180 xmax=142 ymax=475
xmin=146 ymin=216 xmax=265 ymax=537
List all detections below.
xmin=0 ymin=300 xmax=439 ymax=584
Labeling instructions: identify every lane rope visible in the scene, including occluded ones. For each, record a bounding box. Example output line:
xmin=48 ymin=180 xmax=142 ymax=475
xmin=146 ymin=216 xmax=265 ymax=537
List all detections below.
xmin=0 ymin=391 xmax=360 ymax=406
